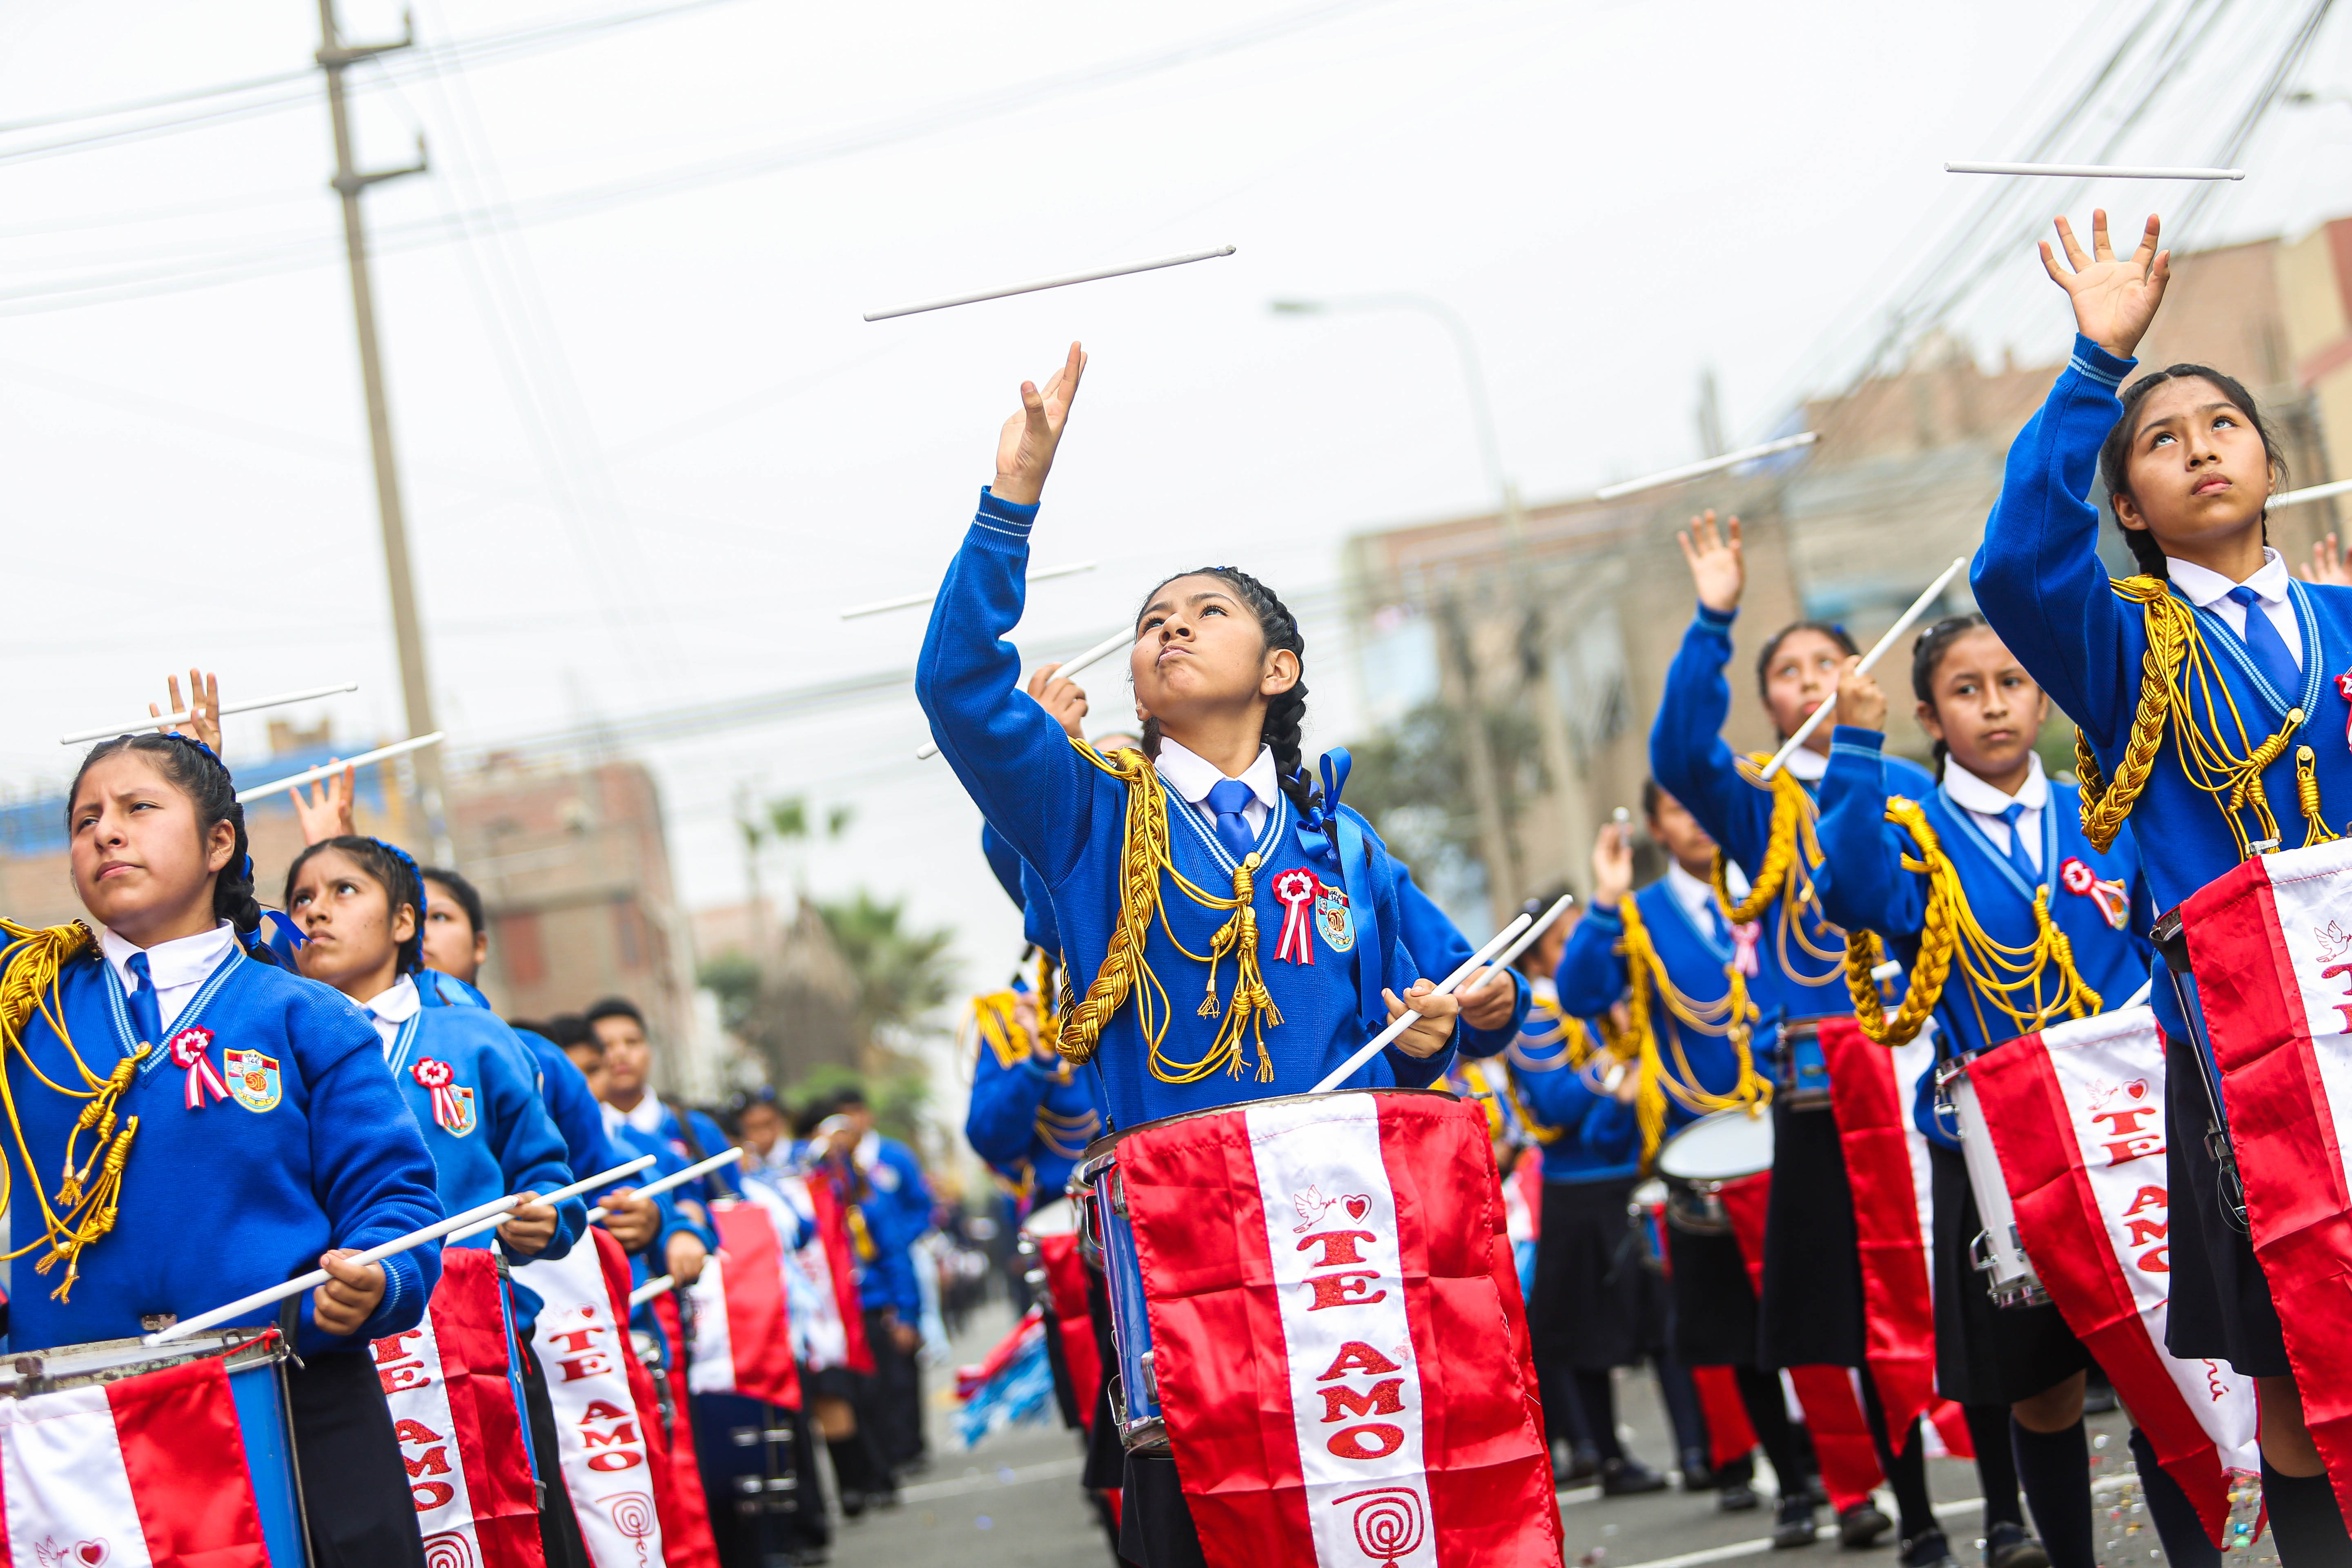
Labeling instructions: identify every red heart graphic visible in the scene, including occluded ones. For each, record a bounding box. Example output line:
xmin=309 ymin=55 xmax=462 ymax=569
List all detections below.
xmin=1343 ymin=1195 xmax=1370 ymax=1221
xmin=77 ymin=1541 xmax=107 ymax=1567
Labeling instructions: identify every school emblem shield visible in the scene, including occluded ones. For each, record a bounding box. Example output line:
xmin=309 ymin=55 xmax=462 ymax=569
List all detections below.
xmin=1314 ymin=882 xmax=1356 ymax=953
xmin=437 ymin=1085 xmax=478 ymax=1138
xmin=222 ymin=1049 xmax=281 ymax=1113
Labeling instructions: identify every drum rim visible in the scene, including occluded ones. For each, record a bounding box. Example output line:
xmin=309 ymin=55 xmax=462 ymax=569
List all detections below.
xmin=1075 ymin=1086 xmax=1461 ymax=1173
xmin=1019 ymin=1194 xmax=1078 ymax=1237
xmin=0 ymin=1326 xmax=283 ymax=1395
xmin=1653 ymin=1104 xmax=1775 ymax=1181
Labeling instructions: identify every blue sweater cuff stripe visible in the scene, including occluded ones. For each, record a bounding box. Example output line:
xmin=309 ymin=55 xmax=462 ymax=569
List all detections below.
xmin=2068 ymin=333 xmax=2135 ymax=388
xmin=976 ymin=486 xmax=1039 ymax=533
xmin=1695 ymin=602 xmax=1737 ymax=630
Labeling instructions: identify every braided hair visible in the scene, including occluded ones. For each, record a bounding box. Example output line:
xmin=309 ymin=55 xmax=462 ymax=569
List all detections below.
xmin=1910 ymin=612 xmax=1990 ymax=778
xmin=67 ymin=733 xmax=265 ymax=940
xmin=2098 ymin=364 xmax=2286 ymax=580
xmin=282 ymin=835 xmax=429 ymax=975
xmin=1134 ymin=567 xmax=1320 ymax=819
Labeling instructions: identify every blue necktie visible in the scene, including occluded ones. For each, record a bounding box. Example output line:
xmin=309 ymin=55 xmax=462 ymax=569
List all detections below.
xmin=1999 ymin=802 xmax=2042 ymax=887
xmin=125 ymin=952 xmax=163 ymax=1050
xmin=1205 ymin=779 xmax=1258 ymax=862
xmin=1704 ymin=900 xmax=1733 ymax=949
xmin=2226 ymin=585 xmax=2302 ymax=700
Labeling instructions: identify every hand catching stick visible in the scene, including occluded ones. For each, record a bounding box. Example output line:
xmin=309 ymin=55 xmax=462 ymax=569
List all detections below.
xmin=1311 ymin=911 xmax=1533 ymax=1094
xmin=235 ymin=732 xmax=444 ymax=805
xmin=587 ymin=1145 xmax=746 ymax=1221
xmin=917 ymin=624 xmax=1138 ymax=760
xmin=150 ymin=1189 xmax=526 ymax=1345
xmin=864 ymin=245 xmax=1235 ymax=321
xmin=62 ymin=681 xmax=360 ymax=746
xmin=1758 ymin=556 xmax=1969 ymax=781
xmin=447 ymin=1153 xmax=658 ymax=1243
xmin=627 ymin=1275 xmax=677 ymax=1308
xmin=1944 ymin=161 xmax=2243 ymax=180
xmin=1595 ymin=433 xmax=1817 ymax=502
xmin=843 ymin=561 xmax=1095 ymax=620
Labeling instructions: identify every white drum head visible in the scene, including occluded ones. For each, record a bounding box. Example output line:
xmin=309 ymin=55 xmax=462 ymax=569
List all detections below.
xmin=1021 ymin=1196 xmax=1078 ymax=1237
xmin=1655 ymin=1107 xmax=1775 ymax=1181
xmin=1630 ymin=1179 xmax=1668 ymax=1208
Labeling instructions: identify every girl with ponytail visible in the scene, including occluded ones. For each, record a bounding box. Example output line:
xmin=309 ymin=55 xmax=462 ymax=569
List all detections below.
xmin=0 ymin=677 xmax=445 ymax=1568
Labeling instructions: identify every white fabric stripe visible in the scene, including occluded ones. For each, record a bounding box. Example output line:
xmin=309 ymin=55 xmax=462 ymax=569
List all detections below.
xmin=2245 ymin=843 xmax=2352 ymax=1206
xmin=2034 ymin=1008 xmax=2259 ymax=1472
xmin=1244 ymin=1094 xmax=1437 ymax=1568
xmin=373 ymin=1308 xmax=486 ymax=1558
xmin=514 ymin=1246 xmax=666 ymax=1568
xmin=1891 ymin=1035 xmax=1940 ymax=1306
xmin=0 ymin=1383 xmax=157 ymax=1568
xmin=685 ymin=1252 xmax=738 ymax=1396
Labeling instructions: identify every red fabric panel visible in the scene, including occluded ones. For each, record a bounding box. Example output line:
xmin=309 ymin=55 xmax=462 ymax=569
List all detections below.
xmin=712 ymin=1205 xmax=802 ymax=1410
xmin=1690 ymin=1367 xmax=1758 ymax=1471
xmin=438 ymin=1250 xmax=546 ymax=1568
xmin=1782 ymin=1367 xmax=1882 ymax=1515
xmin=1038 ymin=1232 xmax=1102 ymax=1435
xmin=108 ymin=1350 xmax=271 ymax=1568
xmin=805 ymin=1179 xmax=875 ymax=1376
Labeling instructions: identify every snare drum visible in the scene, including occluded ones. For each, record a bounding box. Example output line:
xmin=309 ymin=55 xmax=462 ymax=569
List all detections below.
xmin=0 ymin=1330 xmax=306 ymax=1567
xmin=1774 ymin=1018 xmax=1834 ymax=1108
xmin=1937 ymin=1053 xmax=2049 ymax=1309
xmin=1655 ymin=1107 xmax=1775 ymax=1234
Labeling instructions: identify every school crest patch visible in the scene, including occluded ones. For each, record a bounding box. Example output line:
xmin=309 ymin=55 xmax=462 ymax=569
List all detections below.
xmin=1315 ymin=881 xmax=1356 ymax=953
xmin=411 ymin=1058 xmax=477 ymax=1137
xmin=222 ymin=1049 xmax=281 ymax=1113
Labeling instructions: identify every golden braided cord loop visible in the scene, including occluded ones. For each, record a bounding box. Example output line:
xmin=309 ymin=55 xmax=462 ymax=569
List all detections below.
xmin=2299 ymin=746 xmax=2340 ymax=847
xmin=1711 ymin=757 xmax=1809 ymax=925
xmin=2077 ymin=577 xmax=2183 ymax=853
xmin=1842 ymin=799 xmax=1961 ymax=1048
xmin=969 ymin=990 xmax=1028 ymax=1073
xmin=1056 ymin=744 xmax=1167 ymax=1065
xmin=1615 ymin=898 xmax=1769 ymax=1173
xmin=1035 ymin=952 xmax=1065 ymax=1056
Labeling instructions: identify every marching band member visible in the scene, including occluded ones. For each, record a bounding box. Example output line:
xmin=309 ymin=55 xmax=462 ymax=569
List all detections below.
xmin=1565 ymin=794 xmax=1824 ymax=1542
xmin=1975 ymin=208 xmax=2352 ymax=1561
xmin=1650 ymin=513 xmax=1939 ymax=1562
xmin=915 ymin=342 xmax=1466 ymax=1564
xmin=1813 ymin=617 xmax=2154 ymax=1568
xmin=282 ymin=835 xmax=596 ymax=1568
xmin=7 ymin=728 xmax=447 ymax=1568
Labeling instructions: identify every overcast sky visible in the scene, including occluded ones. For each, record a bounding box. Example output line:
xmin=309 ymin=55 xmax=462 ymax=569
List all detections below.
xmin=6 ymin=0 xmax=2350 ymax=996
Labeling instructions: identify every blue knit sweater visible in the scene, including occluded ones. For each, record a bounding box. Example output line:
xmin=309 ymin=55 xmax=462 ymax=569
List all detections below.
xmin=916 ymin=490 xmax=1454 ymax=1129
xmin=1972 ymin=335 xmax=2352 ymax=1044
xmin=3 ymin=944 xmax=444 ymax=1355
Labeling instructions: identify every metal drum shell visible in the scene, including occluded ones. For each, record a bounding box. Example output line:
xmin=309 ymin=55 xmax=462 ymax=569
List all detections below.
xmin=1774 ymin=1017 xmax=1836 ymax=1109
xmin=1072 ymin=1087 xmax=1461 ymax=1453
xmin=1654 ymin=1105 xmax=1775 ymax=1236
xmin=1938 ymin=1052 xmax=2052 ymax=1310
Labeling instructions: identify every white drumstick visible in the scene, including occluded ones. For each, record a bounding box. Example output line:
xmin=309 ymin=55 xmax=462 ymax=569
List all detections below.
xmin=1311 ymin=911 xmax=1533 ymax=1095
xmin=2270 ymin=477 xmax=2352 ymax=510
xmin=864 ymin=245 xmax=1235 ymax=321
xmin=1474 ymin=894 xmax=1577 ymax=984
xmin=151 ymin=1189 xmax=524 ymax=1345
xmin=233 ymin=732 xmax=444 ymax=805
xmin=1759 ymin=556 xmax=1969 ymax=781
xmin=917 ymin=624 xmax=1138 ymax=760
xmin=446 ymin=1153 xmax=659 ymax=1243
xmin=587 ymin=1145 xmax=746 ymax=1219
xmin=1594 ymin=433 xmax=1817 ymax=502
xmin=62 ymin=681 xmax=360 ymax=746
xmin=1944 ymin=161 xmax=2244 ymax=180
xmin=1870 ymin=960 xmax=1904 ymax=983
xmin=842 ymin=561 xmax=1095 ymax=620
xmin=627 ymin=1275 xmax=677 ymax=1308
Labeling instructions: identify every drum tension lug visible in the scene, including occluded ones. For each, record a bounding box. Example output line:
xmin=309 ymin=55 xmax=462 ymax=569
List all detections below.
xmin=1140 ymin=1349 xmax=1160 ymax=1403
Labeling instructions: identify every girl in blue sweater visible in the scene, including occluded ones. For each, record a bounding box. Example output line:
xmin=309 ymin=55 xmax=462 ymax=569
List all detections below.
xmin=1649 ymin=513 xmax=1943 ymax=1561
xmin=915 ymin=343 xmax=1462 ymax=1564
xmin=13 ymin=728 xmax=445 ymax=1568
xmin=1974 ymin=208 xmax=2352 ymax=1561
xmin=1814 ymin=616 xmax=2196 ymax=1568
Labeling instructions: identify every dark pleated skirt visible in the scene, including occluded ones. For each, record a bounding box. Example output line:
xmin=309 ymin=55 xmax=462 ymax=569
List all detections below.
xmin=1531 ymin=1176 xmax=1646 ymax=1368
xmin=1928 ymin=1143 xmax=2095 ymax=1403
xmin=1756 ymin=1098 xmax=1868 ymax=1370
xmin=1666 ymin=1222 xmax=1761 ymax=1367
xmin=2161 ymin=1028 xmax=2292 ymax=1376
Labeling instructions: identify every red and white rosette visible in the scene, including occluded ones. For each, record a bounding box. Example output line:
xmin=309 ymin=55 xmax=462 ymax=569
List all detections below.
xmin=1273 ymin=868 xmax=1320 ymax=966
xmin=2058 ymin=855 xmax=2130 ymax=930
xmin=412 ymin=1056 xmax=466 ymax=1130
xmin=1729 ymin=920 xmax=1761 ymax=977
xmin=169 ymin=1025 xmax=227 ymax=1110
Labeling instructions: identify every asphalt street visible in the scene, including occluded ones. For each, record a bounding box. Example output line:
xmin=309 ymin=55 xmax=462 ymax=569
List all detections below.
xmin=823 ymin=1300 xmax=2270 ymax=1568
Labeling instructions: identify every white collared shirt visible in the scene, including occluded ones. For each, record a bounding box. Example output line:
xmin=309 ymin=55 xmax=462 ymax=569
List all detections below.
xmin=98 ymin=920 xmax=238 ymax=1038
xmin=359 ymin=973 xmax=421 ymax=1052
xmin=1662 ymin=862 xmax=1724 ymax=935
xmin=2166 ymin=547 xmax=2303 ymax=670
xmin=1779 ymin=745 xmax=1828 ymax=783
xmin=1152 ymin=738 xmax=1281 ymax=840
xmin=619 ymin=1094 xmax=666 ymax=1136
xmin=1942 ymin=754 xmax=2049 ymax=871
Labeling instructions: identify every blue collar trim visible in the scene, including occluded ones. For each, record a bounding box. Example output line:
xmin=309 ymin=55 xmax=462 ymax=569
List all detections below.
xmin=2177 ymin=579 xmax=2326 ymax=723
xmin=105 ymin=944 xmax=245 ymax=1078
xmin=1928 ymin=786 xmax=2059 ymax=906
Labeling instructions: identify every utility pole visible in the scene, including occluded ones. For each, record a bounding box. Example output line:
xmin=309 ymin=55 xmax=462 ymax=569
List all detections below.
xmin=316 ymin=0 xmax=449 ymax=862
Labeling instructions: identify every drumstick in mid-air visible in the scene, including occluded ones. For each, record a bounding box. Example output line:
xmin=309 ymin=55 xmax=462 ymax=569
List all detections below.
xmin=864 ymin=244 xmax=1236 ymax=321
xmin=842 ymin=560 xmax=1095 ymax=619
xmin=1594 ymin=433 xmax=1817 ymax=502
xmin=1944 ymin=161 xmax=2243 ymax=180
xmin=916 ymin=624 xmax=1138 ymax=760
xmin=61 ymin=680 xmax=360 ymax=745
xmin=1760 ymin=556 xmax=1969 ymax=780
xmin=1312 ymin=912 xmax=1534 ymax=1094
xmin=234 ymin=732 xmax=445 ymax=804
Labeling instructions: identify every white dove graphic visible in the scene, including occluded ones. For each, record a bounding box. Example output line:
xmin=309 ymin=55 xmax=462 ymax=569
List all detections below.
xmin=1291 ymin=1185 xmax=1334 ymax=1233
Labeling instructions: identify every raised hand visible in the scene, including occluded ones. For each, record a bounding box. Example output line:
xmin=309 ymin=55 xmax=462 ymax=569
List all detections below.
xmin=151 ymin=668 xmax=222 ymax=754
xmin=1591 ymin=819 xmax=1634 ymax=909
xmin=1834 ymin=656 xmax=1887 ymax=733
xmin=2298 ymin=532 xmax=2352 ymax=589
xmin=1677 ymin=511 xmax=1744 ymax=614
xmin=2040 ymin=210 xmax=2170 ymax=361
xmin=1025 ymin=661 xmax=1089 ymax=737
xmin=993 ymin=341 xmax=1087 ymax=507
xmin=292 ymin=762 xmax=357 ymax=844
